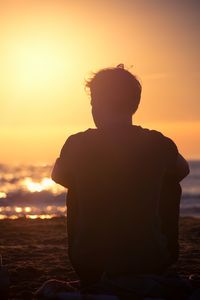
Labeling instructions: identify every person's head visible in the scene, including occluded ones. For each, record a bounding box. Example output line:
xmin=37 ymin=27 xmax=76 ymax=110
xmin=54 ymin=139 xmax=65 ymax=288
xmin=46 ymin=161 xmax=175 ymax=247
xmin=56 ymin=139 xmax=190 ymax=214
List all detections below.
xmin=86 ymin=64 xmax=142 ymax=128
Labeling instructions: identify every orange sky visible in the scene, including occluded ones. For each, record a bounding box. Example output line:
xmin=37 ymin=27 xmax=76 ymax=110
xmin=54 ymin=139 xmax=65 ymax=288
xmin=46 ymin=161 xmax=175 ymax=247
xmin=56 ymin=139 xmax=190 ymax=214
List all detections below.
xmin=1 ymin=0 xmax=200 ymax=163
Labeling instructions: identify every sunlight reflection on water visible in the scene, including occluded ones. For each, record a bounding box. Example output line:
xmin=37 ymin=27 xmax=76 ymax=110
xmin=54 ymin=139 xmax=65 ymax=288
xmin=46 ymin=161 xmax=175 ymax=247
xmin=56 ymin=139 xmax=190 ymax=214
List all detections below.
xmin=0 ymin=164 xmax=66 ymax=219
xmin=0 ymin=162 xmax=200 ymax=219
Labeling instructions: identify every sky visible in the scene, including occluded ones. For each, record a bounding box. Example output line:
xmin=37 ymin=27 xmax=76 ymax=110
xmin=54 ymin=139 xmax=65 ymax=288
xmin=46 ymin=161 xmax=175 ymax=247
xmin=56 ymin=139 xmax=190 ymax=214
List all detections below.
xmin=1 ymin=0 xmax=200 ymax=163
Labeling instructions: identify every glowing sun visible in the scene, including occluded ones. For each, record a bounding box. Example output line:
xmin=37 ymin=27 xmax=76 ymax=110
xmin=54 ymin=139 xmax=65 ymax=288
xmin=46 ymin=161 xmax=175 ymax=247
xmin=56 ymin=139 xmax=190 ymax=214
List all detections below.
xmin=10 ymin=41 xmax=66 ymax=90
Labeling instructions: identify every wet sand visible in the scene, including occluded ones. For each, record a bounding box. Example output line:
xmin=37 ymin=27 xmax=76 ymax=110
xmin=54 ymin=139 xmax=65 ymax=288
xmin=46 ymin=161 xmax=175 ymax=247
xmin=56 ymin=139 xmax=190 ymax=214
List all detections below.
xmin=0 ymin=217 xmax=200 ymax=299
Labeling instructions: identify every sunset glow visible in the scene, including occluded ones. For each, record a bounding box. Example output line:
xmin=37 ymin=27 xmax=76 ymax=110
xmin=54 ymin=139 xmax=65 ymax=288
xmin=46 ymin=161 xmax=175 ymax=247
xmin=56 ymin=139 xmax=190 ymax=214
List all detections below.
xmin=10 ymin=41 xmax=65 ymax=91
xmin=1 ymin=0 xmax=199 ymax=162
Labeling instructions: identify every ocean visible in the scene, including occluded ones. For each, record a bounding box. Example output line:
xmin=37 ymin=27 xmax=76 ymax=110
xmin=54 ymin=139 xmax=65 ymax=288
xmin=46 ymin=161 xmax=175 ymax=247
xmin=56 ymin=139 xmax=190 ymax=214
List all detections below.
xmin=0 ymin=161 xmax=199 ymax=219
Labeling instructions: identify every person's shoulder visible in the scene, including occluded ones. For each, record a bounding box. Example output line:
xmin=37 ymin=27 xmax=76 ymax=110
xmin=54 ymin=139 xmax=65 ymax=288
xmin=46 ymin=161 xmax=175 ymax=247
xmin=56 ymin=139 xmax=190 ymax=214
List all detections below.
xmin=135 ymin=125 xmax=162 ymax=139
xmin=60 ymin=129 xmax=95 ymax=156
xmin=136 ymin=125 xmax=178 ymax=151
xmin=137 ymin=125 xmax=169 ymax=139
xmin=64 ymin=129 xmax=97 ymax=147
xmin=67 ymin=128 xmax=96 ymax=141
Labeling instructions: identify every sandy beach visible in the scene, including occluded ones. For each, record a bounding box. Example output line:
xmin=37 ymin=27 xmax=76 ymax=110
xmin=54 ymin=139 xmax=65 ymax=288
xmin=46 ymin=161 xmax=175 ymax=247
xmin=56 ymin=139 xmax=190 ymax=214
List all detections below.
xmin=0 ymin=217 xmax=200 ymax=299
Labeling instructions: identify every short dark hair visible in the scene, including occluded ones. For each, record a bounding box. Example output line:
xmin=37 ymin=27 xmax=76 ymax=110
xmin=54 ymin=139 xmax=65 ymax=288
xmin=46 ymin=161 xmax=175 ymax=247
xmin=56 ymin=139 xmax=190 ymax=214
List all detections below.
xmin=85 ymin=64 xmax=142 ymax=114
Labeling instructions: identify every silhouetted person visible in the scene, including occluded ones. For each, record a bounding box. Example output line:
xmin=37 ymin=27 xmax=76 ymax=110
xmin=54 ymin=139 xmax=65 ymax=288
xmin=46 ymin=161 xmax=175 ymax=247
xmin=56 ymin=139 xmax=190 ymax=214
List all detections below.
xmin=52 ymin=65 xmax=189 ymax=287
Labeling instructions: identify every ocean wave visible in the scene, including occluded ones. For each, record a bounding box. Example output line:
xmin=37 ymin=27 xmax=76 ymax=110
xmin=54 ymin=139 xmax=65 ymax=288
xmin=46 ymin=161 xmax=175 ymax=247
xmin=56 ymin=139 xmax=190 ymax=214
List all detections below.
xmin=180 ymin=206 xmax=200 ymax=217
xmin=0 ymin=191 xmax=66 ymax=207
xmin=181 ymin=193 xmax=200 ymax=200
xmin=0 ymin=161 xmax=200 ymax=218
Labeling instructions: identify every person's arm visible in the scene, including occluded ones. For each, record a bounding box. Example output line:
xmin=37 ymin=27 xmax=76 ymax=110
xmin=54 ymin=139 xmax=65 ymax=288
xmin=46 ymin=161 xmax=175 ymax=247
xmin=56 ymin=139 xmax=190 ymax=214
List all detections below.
xmin=163 ymin=136 xmax=190 ymax=183
xmin=51 ymin=136 xmax=75 ymax=188
xmin=51 ymin=158 xmax=70 ymax=188
xmin=165 ymin=152 xmax=190 ymax=183
xmin=174 ymin=153 xmax=190 ymax=182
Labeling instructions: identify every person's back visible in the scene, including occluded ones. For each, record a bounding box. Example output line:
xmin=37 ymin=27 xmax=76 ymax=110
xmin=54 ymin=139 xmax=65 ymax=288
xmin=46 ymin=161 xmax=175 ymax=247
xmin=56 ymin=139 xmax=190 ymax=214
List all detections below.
xmin=52 ymin=65 xmax=189 ymax=284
